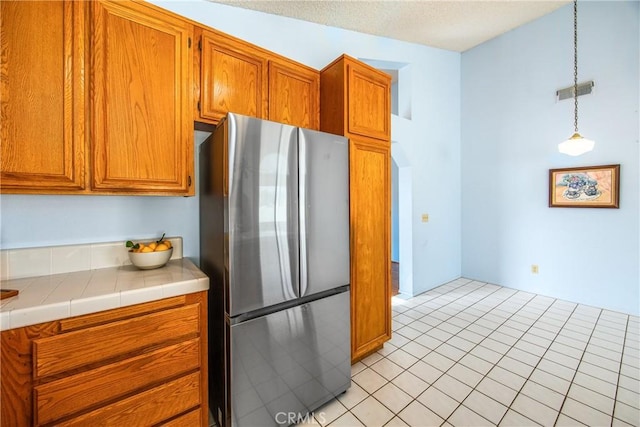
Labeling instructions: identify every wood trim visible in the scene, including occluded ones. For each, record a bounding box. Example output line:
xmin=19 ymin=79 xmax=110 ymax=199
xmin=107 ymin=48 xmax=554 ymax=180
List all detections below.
xmin=59 ymin=295 xmax=186 ymax=332
xmin=319 ymin=56 xmax=346 ymax=136
xmin=1 ymin=322 xmax=59 ymax=426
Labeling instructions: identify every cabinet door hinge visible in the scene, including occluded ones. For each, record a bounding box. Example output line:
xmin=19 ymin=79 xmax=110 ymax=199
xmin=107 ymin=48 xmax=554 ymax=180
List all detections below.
xmin=198 ymin=38 xmax=202 ymax=51
xmin=188 ymin=37 xmax=192 ymax=48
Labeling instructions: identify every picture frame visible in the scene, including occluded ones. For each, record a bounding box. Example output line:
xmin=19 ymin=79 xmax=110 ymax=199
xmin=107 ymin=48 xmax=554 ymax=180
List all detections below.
xmin=549 ymin=164 xmax=620 ymax=208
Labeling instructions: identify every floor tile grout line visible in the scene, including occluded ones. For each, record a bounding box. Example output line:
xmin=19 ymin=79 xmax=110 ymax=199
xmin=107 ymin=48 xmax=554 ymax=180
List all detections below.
xmin=552 ymin=307 xmax=609 ymax=426
xmin=609 ymin=314 xmax=631 ymax=427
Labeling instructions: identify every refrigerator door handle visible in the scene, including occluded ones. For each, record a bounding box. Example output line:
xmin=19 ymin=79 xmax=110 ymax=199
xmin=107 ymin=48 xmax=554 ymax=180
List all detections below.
xmin=275 ymin=127 xmax=300 ymax=300
xmin=298 ymin=129 xmax=308 ymax=297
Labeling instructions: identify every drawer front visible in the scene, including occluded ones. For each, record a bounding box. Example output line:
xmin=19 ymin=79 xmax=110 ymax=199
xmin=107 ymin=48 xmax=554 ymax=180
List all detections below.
xmin=160 ymin=408 xmax=202 ymax=426
xmin=34 ymin=338 xmax=200 ymax=425
xmin=57 ymin=371 xmax=201 ymax=426
xmin=33 ymin=304 xmax=200 ymax=378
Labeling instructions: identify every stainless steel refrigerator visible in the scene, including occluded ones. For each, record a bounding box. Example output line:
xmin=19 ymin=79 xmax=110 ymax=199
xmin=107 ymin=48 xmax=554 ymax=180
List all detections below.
xmin=200 ymin=113 xmax=351 ymax=427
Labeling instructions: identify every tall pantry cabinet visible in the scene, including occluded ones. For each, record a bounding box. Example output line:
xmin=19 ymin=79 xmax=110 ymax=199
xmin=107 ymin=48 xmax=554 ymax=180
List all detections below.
xmin=320 ymin=55 xmax=392 ymax=363
xmin=0 ymin=0 xmax=194 ymax=195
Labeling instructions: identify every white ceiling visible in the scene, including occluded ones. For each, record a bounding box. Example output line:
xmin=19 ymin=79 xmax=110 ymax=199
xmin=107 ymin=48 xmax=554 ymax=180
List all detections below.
xmin=208 ymin=0 xmax=570 ymax=52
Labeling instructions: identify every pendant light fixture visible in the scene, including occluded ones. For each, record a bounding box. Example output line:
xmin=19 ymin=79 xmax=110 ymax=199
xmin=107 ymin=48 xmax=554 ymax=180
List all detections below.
xmin=558 ymin=0 xmax=594 ymax=156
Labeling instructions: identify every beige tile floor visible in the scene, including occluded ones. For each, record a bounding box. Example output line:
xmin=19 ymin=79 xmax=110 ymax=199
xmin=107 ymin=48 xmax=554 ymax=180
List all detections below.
xmin=304 ymin=278 xmax=640 ymax=426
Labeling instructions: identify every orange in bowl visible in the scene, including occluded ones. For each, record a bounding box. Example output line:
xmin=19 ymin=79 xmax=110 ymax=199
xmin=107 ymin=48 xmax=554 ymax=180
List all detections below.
xmin=128 ymin=247 xmax=173 ymax=270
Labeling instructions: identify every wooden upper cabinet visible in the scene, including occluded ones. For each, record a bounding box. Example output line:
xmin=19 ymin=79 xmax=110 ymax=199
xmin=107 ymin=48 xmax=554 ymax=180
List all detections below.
xmin=91 ymin=0 xmax=194 ymax=195
xmin=347 ymin=61 xmax=391 ymax=141
xmin=268 ymin=59 xmax=319 ymax=130
xmin=197 ymin=29 xmax=268 ymax=124
xmin=0 ymin=0 xmax=87 ymax=192
xmin=321 ymin=55 xmax=391 ymax=142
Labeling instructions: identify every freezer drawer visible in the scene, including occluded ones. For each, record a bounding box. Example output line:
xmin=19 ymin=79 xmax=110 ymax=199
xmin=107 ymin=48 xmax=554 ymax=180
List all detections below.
xmin=227 ymin=291 xmax=350 ymax=427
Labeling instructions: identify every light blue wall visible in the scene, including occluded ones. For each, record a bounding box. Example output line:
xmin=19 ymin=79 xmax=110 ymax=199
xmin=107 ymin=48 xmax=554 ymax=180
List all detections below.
xmin=461 ymin=1 xmax=639 ymax=315
xmin=0 ymin=131 xmax=210 ymax=263
xmin=0 ymin=1 xmax=462 ymax=295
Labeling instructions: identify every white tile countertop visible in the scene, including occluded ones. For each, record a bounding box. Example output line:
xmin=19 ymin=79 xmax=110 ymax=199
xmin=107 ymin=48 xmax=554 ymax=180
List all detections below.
xmin=0 ymin=237 xmax=209 ymax=331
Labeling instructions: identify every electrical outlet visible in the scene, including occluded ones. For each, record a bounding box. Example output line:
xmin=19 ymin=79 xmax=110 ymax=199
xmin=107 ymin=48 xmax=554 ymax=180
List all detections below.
xmin=421 ymin=214 xmax=429 ymax=222
xmin=531 ymin=265 xmax=539 ymax=274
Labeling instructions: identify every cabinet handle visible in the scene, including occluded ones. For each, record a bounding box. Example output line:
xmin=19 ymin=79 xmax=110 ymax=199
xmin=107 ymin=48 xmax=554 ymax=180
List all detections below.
xmin=188 ymin=175 xmax=192 ymax=187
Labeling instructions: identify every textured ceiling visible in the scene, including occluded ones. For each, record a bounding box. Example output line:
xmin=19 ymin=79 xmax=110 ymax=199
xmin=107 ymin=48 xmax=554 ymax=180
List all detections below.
xmin=208 ymin=0 xmax=570 ymax=52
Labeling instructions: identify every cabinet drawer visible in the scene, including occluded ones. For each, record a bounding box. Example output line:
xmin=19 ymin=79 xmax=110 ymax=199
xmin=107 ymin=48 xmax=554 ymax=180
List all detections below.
xmin=160 ymin=408 xmax=202 ymax=426
xmin=34 ymin=338 xmax=200 ymax=425
xmin=56 ymin=371 xmax=201 ymax=426
xmin=33 ymin=304 xmax=200 ymax=378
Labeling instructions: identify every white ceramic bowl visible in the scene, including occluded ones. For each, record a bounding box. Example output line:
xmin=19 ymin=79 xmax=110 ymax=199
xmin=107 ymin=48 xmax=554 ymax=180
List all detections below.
xmin=128 ymin=247 xmax=173 ymax=270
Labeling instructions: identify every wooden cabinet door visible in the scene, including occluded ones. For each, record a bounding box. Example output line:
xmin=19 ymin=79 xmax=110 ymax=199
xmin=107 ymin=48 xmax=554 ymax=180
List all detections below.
xmin=0 ymin=0 xmax=86 ymax=192
xmin=349 ymin=138 xmax=392 ymax=361
xmin=268 ymin=59 xmax=319 ymax=129
xmin=91 ymin=0 xmax=194 ymax=195
xmin=347 ymin=60 xmax=391 ymax=141
xmin=199 ymin=30 xmax=267 ymax=123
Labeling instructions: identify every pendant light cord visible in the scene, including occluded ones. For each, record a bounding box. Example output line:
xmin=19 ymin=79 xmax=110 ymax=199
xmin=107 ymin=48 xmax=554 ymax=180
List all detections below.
xmin=573 ymin=0 xmax=579 ymax=133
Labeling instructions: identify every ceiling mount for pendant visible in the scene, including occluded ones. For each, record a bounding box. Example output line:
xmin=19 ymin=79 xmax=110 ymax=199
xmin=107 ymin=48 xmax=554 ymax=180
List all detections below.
xmin=558 ymin=0 xmax=594 ymax=157
xmin=556 ymin=80 xmax=594 ymax=101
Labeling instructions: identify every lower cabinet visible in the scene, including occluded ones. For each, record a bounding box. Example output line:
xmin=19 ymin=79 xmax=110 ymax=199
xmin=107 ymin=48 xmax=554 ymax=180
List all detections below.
xmin=1 ymin=292 xmax=208 ymax=426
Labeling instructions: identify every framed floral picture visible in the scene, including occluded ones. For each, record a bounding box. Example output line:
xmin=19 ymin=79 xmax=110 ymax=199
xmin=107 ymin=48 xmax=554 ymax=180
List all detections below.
xmin=549 ymin=164 xmax=620 ymax=208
